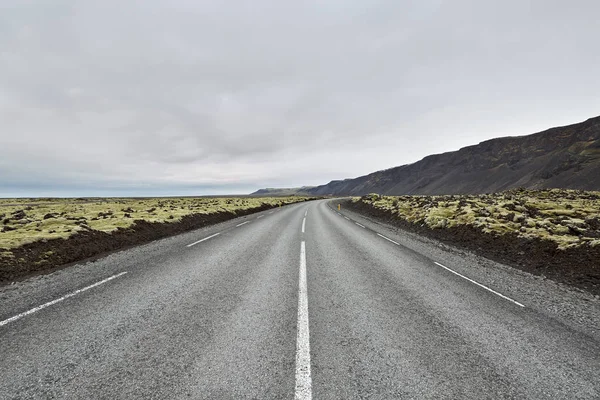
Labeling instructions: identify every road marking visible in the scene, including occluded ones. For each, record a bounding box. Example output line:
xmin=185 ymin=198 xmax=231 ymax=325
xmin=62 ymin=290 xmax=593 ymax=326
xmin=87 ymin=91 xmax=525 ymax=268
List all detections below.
xmin=377 ymin=233 xmax=401 ymax=246
xmin=269 ymin=211 xmax=274 ymax=214
xmin=434 ymin=262 xmax=525 ymax=307
xmin=302 ymin=217 xmax=306 ymax=233
xmin=257 ymin=215 xmax=264 ymax=219
xmin=187 ymin=232 xmax=221 ymax=247
xmin=355 ymin=222 xmax=365 ymax=228
xmin=367 ymin=222 xmax=525 ymax=308
xmin=0 ymin=272 xmax=128 ymax=328
xmin=305 ymin=210 xmax=308 ymax=217
xmin=344 ymin=216 xmax=350 ymax=220
xmin=295 ymin=241 xmax=312 ymax=399
xmin=236 ymin=221 xmax=250 ymax=227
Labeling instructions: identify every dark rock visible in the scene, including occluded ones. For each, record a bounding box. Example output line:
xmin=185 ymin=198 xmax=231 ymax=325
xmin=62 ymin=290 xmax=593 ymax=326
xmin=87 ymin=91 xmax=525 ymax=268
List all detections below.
xmin=11 ymin=210 xmax=26 ymax=220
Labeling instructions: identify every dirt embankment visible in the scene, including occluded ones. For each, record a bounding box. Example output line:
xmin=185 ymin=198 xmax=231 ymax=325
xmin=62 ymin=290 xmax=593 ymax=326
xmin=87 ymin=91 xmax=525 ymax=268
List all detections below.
xmin=344 ymin=199 xmax=600 ymax=296
xmin=0 ymin=204 xmax=281 ymax=284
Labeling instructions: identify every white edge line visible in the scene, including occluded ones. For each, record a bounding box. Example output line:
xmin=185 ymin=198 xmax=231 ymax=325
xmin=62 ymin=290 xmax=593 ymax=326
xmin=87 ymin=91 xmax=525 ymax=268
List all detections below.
xmin=377 ymin=233 xmax=400 ymax=246
xmin=434 ymin=262 xmax=525 ymax=307
xmin=301 ymin=218 xmax=306 ymax=233
xmin=0 ymin=272 xmax=128 ymax=328
xmin=355 ymin=222 xmax=365 ymax=228
xmin=236 ymin=221 xmax=250 ymax=227
xmin=295 ymin=241 xmax=312 ymax=399
xmin=186 ymin=232 xmax=220 ymax=247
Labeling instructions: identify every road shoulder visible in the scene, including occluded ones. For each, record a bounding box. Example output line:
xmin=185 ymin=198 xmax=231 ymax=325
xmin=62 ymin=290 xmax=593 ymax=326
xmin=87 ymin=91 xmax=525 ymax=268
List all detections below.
xmin=331 ymin=199 xmax=600 ymax=341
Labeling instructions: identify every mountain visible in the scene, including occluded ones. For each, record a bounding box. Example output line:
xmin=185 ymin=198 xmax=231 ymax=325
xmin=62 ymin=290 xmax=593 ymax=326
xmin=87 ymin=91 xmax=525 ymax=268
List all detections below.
xmin=250 ymin=186 xmax=316 ymax=196
xmin=257 ymin=116 xmax=600 ymax=196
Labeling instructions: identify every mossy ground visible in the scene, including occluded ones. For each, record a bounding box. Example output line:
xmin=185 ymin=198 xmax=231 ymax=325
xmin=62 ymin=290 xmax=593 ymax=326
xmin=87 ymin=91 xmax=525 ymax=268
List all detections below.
xmin=347 ymin=189 xmax=600 ymax=294
xmin=0 ymin=197 xmax=310 ymax=250
xmin=355 ymin=189 xmax=600 ymax=250
xmin=0 ymin=196 xmax=317 ymax=283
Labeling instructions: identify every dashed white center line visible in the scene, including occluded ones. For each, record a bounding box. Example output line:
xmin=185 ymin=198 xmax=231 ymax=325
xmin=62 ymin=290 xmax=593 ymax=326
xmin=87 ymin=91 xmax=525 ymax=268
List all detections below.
xmin=269 ymin=211 xmax=274 ymax=214
xmin=434 ymin=262 xmax=525 ymax=307
xmin=295 ymin=241 xmax=312 ymax=399
xmin=301 ymin=217 xmax=306 ymax=233
xmin=344 ymin=216 xmax=350 ymax=220
xmin=0 ymin=272 xmax=128 ymax=328
xmin=377 ymin=233 xmax=401 ymax=246
xmin=236 ymin=221 xmax=250 ymax=227
xmin=304 ymin=210 xmax=308 ymax=217
xmin=187 ymin=232 xmax=221 ymax=247
xmin=355 ymin=222 xmax=365 ymax=228
xmin=257 ymin=215 xmax=264 ymax=219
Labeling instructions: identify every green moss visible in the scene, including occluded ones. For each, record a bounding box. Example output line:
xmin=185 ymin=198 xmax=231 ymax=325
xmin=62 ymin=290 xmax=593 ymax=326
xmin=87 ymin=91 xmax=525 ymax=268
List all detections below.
xmin=358 ymin=189 xmax=600 ymax=250
xmin=0 ymin=196 xmax=314 ymax=249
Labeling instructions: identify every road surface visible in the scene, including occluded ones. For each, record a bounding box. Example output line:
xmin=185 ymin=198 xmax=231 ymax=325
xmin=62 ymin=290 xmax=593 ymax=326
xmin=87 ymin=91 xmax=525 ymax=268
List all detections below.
xmin=1 ymin=199 xmax=599 ymax=399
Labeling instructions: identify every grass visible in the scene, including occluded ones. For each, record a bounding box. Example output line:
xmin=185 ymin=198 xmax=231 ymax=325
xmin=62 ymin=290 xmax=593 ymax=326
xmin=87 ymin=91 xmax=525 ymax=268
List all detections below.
xmin=354 ymin=189 xmax=600 ymax=250
xmin=0 ymin=196 xmax=312 ymax=250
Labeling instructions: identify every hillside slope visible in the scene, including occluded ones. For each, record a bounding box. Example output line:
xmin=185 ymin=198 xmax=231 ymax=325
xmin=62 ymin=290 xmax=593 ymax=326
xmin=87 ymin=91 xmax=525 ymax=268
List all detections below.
xmin=302 ymin=116 xmax=600 ymax=196
xmin=251 ymin=187 xmax=315 ymax=196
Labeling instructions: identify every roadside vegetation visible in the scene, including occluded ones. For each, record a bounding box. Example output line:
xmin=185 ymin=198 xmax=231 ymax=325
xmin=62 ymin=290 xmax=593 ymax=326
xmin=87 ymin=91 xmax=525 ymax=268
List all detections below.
xmin=354 ymin=189 xmax=600 ymax=250
xmin=349 ymin=188 xmax=600 ymax=294
xmin=0 ymin=196 xmax=314 ymax=282
xmin=0 ymin=197 xmax=307 ymax=250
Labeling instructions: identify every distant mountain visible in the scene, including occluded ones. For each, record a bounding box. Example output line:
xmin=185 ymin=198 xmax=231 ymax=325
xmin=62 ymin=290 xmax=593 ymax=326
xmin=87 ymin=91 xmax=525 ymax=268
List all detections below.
xmin=256 ymin=116 xmax=600 ymax=196
xmin=251 ymin=187 xmax=316 ymax=196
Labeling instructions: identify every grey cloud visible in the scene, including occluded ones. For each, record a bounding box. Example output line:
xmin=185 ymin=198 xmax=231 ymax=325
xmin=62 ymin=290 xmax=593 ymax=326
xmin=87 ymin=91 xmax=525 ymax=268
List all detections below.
xmin=1 ymin=0 xmax=599 ymax=196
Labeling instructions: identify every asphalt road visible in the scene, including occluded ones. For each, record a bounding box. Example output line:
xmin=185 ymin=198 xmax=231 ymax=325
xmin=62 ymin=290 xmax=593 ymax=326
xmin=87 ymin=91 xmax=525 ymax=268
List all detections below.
xmin=1 ymin=199 xmax=599 ymax=399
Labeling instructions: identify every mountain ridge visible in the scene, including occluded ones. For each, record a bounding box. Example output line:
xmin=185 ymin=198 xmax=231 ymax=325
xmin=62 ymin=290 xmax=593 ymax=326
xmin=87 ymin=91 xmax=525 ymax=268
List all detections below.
xmin=252 ymin=116 xmax=600 ymax=196
xmin=250 ymin=186 xmax=316 ymax=196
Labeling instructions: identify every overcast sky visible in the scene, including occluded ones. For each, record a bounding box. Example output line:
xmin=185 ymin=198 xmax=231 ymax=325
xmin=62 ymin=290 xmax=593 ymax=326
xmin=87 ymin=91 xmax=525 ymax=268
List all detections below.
xmin=1 ymin=0 xmax=599 ymax=197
